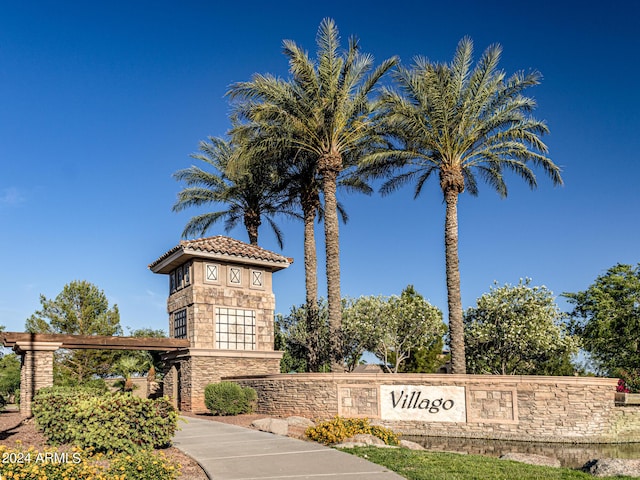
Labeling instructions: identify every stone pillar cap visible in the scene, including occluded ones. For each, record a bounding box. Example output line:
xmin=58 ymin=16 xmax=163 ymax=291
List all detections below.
xmin=15 ymin=341 xmax=63 ymax=352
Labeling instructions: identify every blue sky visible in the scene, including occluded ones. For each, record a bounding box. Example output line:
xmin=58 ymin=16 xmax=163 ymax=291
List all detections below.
xmin=1 ymin=0 xmax=638 ymax=337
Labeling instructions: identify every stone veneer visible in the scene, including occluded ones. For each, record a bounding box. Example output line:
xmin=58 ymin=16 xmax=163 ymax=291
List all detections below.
xmin=151 ymin=237 xmax=291 ymax=413
xmin=227 ymin=373 xmax=640 ymax=443
xmin=17 ymin=342 xmax=61 ymax=417
xmin=163 ymin=349 xmax=281 ymax=412
xmin=167 ymin=260 xmax=277 ymax=351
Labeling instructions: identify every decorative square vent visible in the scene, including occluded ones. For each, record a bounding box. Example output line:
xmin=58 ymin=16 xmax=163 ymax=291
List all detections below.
xmin=251 ymin=270 xmax=263 ymax=287
xmin=229 ymin=267 xmax=241 ymax=285
xmin=205 ymin=264 xmax=218 ymax=282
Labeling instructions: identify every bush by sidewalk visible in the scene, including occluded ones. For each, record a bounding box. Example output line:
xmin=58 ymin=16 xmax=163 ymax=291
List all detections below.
xmin=32 ymin=386 xmax=178 ymax=454
xmin=204 ymin=381 xmax=257 ymax=415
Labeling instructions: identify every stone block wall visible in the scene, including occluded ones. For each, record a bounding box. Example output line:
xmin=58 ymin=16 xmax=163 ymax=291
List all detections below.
xmin=163 ymin=349 xmax=282 ymax=413
xmin=228 ymin=373 xmax=640 ymax=443
xmin=166 ymin=260 xmax=276 ymax=351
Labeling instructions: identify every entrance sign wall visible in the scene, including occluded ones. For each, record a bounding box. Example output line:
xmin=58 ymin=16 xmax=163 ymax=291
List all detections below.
xmin=228 ymin=373 xmax=640 ymax=444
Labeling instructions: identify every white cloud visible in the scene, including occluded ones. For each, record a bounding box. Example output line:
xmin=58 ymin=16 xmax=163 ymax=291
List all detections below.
xmin=0 ymin=187 xmax=25 ymax=206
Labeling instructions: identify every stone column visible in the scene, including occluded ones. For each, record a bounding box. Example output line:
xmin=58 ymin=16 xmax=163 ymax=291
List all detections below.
xmin=15 ymin=341 xmax=62 ymax=417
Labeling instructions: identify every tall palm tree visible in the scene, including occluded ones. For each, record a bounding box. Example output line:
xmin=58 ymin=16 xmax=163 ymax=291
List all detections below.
xmin=229 ymin=18 xmax=396 ymax=371
xmin=278 ymin=153 xmax=373 ymax=371
xmin=228 ymin=125 xmax=372 ymax=371
xmin=173 ymin=135 xmax=294 ymax=247
xmin=361 ymin=37 xmax=563 ymax=374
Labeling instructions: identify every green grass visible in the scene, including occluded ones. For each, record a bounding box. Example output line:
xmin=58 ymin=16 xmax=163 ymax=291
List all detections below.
xmin=344 ymin=447 xmax=640 ymax=480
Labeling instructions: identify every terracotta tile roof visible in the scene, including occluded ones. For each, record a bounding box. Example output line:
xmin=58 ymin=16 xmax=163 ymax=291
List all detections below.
xmin=149 ymin=235 xmax=293 ymax=273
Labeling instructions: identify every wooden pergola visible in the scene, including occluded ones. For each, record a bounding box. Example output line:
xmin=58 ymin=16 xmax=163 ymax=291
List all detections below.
xmin=1 ymin=332 xmax=190 ymax=417
xmin=2 ymin=332 xmax=189 ymax=351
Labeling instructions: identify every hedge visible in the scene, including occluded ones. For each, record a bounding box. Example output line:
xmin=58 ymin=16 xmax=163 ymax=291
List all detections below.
xmin=32 ymin=386 xmax=178 ymax=454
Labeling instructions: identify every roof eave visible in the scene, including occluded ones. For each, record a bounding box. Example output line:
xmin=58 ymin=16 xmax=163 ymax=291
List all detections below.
xmin=149 ymin=247 xmax=291 ymax=274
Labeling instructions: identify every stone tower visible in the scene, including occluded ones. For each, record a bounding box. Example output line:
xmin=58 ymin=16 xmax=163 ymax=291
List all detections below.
xmin=149 ymin=236 xmax=292 ymax=412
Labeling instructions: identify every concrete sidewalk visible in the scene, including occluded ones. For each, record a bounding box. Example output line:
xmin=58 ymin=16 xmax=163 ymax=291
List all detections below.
xmin=173 ymin=416 xmax=404 ymax=480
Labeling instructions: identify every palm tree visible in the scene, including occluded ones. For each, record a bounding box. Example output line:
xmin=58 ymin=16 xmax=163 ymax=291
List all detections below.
xmin=228 ymin=126 xmax=371 ymax=371
xmin=229 ymin=18 xmax=396 ymax=371
xmin=361 ymin=37 xmax=563 ymax=374
xmin=172 ymin=135 xmax=295 ymax=247
xmin=278 ymin=153 xmax=372 ymax=371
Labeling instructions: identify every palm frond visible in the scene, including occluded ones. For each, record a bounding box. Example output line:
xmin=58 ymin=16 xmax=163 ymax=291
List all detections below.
xmin=180 ymin=211 xmax=229 ymax=239
xmin=265 ymin=215 xmax=285 ymax=250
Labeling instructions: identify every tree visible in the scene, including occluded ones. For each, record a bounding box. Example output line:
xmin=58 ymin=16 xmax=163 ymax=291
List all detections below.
xmin=344 ymin=286 xmax=446 ymax=373
xmin=113 ymin=355 xmax=145 ymax=392
xmin=392 ymin=341 xmax=446 ymax=373
xmin=361 ymin=38 xmax=563 ymax=373
xmin=565 ymin=263 xmax=640 ymax=386
xmin=229 ymin=18 xmax=396 ymax=371
xmin=25 ymin=280 xmax=122 ymax=384
xmin=275 ymin=300 xmax=331 ymax=373
xmin=275 ymin=153 xmax=323 ymax=371
xmin=275 ymin=297 xmax=382 ymax=373
xmin=374 ymin=286 xmax=445 ymax=373
xmin=124 ymin=327 xmax=167 ymax=377
xmin=464 ymin=279 xmax=577 ymax=375
xmin=260 ymin=145 xmax=370 ymax=372
xmin=173 ymin=135 xmax=294 ymax=247
xmin=0 ymin=353 xmax=21 ymax=404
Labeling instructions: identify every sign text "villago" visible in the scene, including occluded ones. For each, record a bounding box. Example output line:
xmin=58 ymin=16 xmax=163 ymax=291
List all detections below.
xmin=380 ymin=385 xmax=466 ymax=422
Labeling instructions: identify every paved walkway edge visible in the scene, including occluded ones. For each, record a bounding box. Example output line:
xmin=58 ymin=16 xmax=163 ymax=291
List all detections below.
xmin=172 ymin=416 xmax=404 ymax=480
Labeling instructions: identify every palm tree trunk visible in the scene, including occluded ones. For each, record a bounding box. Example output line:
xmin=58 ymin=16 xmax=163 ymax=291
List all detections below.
xmin=320 ymin=154 xmax=343 ymax=372
xmin=444 ymin=188 xmax=466 ymax=374
xmin=302 ymin=195 xmax=320 ymax=371
xmin=244 ymin=212 xmax=261 ymax=245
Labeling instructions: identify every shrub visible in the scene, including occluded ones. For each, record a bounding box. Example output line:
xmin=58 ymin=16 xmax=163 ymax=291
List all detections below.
xmin=305 ymin=416 xmax=400 ymax=445
xmin=108 ymin=449 xmax=181 ymax=480
xmin=0 ymin=444 xmax=180 ymax=480
xmin=32 ymin=386 xmax=178 ymax=454
xmin=204 ymin=381 xmax=257 ymax=415
xmin=31 ymin=386 xmax=107 ymax=445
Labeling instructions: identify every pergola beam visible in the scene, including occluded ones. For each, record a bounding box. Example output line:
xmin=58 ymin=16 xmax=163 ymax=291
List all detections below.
xmin=1 ymin=332 xmax=189 ymax=351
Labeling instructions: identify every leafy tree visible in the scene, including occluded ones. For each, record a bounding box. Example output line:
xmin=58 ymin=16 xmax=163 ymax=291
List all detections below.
xmin=464 ymin=279 xmax=577 ymax=375
xmin=392 ymin=340 xmax=446 ymax=373
xmin=121 ymin=327 xmax=167 ymax=378
xmin=0 ymin=353 xmax=21 ymax=403
xmin=361 ymin=38 xmax=563 ymax=373
xmin=275 ymin=307 xmax=312 ymax=373
xmin=275 ymin=297 xmax=383 ymax=372
xmin=350 ymin=286 xmax=445 ymax=373
xmin=275 ymin=300 xmax=332 ymax=372
xmin=564 ymin=263 xmax=640 ymax=385
xmin=25 ymin=280 xmax=122 ymax=384
xmin=229 ymin=18 xmax=396 ymax=371
xmin=277 ymin=287 xmax=444 ymax=373
xmin=173 ymin=134 xmax=295 ymax=247
xmin=341 ymin=297 xmax=382 ymax=372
